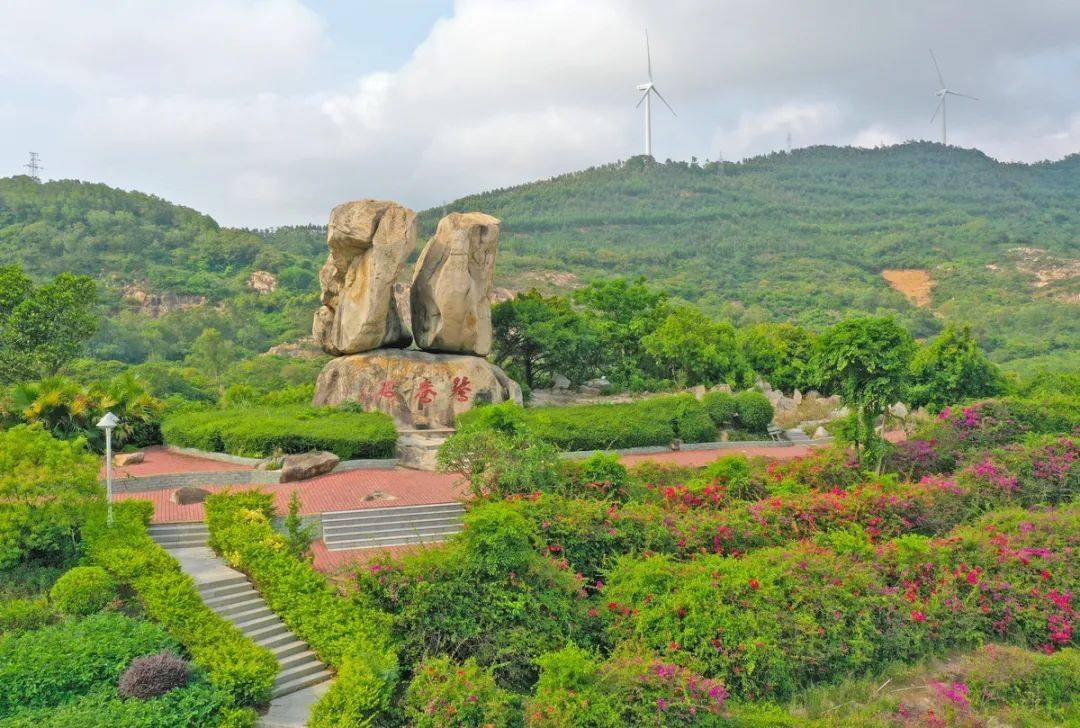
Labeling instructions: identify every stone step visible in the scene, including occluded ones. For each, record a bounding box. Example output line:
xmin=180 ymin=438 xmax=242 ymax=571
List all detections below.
xmin=212 ymin=595 xmax=266 ymax=617
xmin=199 ymin=581 xmax=255 ymax=602
xmin=321 ymin=503 xmax=464 ymax=524
xmin=322 ymin=514 xmax=462 ymax=538
xmin=251 ymin=625 xmax=299 ymax=649
xmin=149 ymin=521 xmax=208 ymax=531
xmin=319 ymin=524 xmax=455 ymax=546
xmin=279 ymin=650 xmax=320 ymax=671
xmin=203 ymin=587 xmax=261 ymax=610
xmin=324 ymin=521 xmax=463 ymax=545
xmin=273 ymin=659 xmax=327 ymax=688
xmin=270 ymin=668 xmax=334 ymax=700
xmin=270 ymin=640 xmax=311 ymax=660
xmin=225 ymin=602 xmax=275 ymax=625
xmin=153 ymin=535 xmax=209 ymax=548
xmin=233 ymin=611 xmax=283 ymax=633
xmin=197 ymin=576 xmax=249 ymax=593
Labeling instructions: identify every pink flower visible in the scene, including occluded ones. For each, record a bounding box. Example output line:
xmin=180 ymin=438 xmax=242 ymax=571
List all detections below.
xmin=911 ymin=610 xmax=927 ymax=622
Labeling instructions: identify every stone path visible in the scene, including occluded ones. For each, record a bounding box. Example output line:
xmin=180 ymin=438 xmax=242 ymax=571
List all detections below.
xmin=784 ymin=427 xmax=814 ymax=445
xmin=102 ymin=445 xmax=252 ymax=479
xmin=149 ymin=523 xmax=332 ymax=728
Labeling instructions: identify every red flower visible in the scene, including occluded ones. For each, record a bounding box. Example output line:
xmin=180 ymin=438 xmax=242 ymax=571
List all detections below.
xmin=911 ymin=610 xmax=927 ymax=622
xmin=748 ymin=578 xmax=761 ymax=590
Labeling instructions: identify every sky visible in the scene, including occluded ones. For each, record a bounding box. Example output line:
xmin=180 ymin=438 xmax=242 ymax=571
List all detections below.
xmin=1 ymin=0 xmax=1078 ymax=227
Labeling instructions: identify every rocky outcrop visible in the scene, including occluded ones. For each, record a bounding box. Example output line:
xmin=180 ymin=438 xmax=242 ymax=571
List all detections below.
xmin=410 ymin=212 xmax=500 ymax=356
xmin=313 ymin=200 xmax=417 ymax=355
xmin=113 ymin=451 xmax=145 ymax=467
xmin=279 ymin=451 xmax=340 ymax=482
xmin=313 ymin=349 xmax=521 ymax=429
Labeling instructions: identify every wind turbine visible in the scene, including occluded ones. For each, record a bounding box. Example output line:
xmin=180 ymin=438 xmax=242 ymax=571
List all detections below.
xmin=635 ymin=30 xmax=676 ymax=157
xmin=929 ymin=50 xmax=977 ymax=146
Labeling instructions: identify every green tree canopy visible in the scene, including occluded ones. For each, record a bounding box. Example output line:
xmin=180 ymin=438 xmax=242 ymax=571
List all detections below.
xmin=908 ymin=324 xmax=1006 ymax=411
xmin=642 ymin=306 xmax=752 ymax=388
xmin=738 ymin=322 xmax=819 ymax=394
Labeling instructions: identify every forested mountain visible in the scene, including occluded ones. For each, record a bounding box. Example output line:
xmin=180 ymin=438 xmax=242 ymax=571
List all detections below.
xmin=1 ymin=142 xmax=1077 ymax=371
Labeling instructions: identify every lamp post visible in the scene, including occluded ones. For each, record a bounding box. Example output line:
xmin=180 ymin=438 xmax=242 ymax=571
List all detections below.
xmin=97 ymin=412 xmax=119 ymax=525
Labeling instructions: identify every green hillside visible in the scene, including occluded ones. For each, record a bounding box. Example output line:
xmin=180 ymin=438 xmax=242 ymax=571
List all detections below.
xmin=1 ymin=142 xmax=1077 ymax=371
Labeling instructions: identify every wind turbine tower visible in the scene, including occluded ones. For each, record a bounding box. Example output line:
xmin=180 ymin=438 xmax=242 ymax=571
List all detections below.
xmin=635 ymin=30 xmax=676 ymax=157
xmin=929 ymin=50 xmax=977 ymax=146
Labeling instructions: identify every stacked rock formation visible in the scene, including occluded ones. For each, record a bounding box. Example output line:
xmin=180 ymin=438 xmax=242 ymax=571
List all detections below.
xmin=312 ymin=199 xmax=521 ymax=430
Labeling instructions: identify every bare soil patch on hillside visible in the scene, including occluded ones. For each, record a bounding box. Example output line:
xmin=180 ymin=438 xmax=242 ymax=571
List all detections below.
xmin=882 ymin=268 xmax=934 ymax=307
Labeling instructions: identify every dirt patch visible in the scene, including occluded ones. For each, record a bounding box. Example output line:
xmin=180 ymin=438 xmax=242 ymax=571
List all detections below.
xmin=882 ymin=269 xmax=934 ymax=307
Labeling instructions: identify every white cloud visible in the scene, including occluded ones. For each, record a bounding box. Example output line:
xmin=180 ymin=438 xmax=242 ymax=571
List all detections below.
xmin=1 ymin=0 xmax=1077 ymax=226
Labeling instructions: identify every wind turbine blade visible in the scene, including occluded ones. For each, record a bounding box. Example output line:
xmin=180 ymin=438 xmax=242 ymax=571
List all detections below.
xmin=645 ymin=29 xmax=653 ymax=81
xmin=930 ymin=96 xmax=943 ymax=123
xmin=652 ymin=86 xmax=677 ymax=116
xmin=929 ymin=49 xmax=945 ymax=87
xmin=635 ymin=90 xmax=650 ymax=108
xmin=948 ymin=91 xmax=978 ymax=101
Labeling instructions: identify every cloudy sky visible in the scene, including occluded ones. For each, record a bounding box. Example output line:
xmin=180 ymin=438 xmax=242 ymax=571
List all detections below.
xmin=2 ymin=1 xmax=1078 ymax=227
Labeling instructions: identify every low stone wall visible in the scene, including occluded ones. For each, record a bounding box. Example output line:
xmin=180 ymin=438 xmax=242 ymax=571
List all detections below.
xmin=166 ymin=445 xmax=263 ymax=466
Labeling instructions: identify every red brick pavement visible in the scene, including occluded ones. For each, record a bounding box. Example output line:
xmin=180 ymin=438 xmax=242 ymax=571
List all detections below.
xmin=116 ymin=467 xmax=465 ymax=523
xmin=311 ymin=540 xmax=429 ymax=574
xmin=103 ymin=445 xmax=251 ymax=479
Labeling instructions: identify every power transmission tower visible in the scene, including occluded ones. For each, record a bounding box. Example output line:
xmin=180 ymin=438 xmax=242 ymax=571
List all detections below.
xmin=24 ymin=152 xmax=43 ymax=182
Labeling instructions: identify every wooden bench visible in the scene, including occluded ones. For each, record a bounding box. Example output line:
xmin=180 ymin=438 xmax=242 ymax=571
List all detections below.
xmin=766 ymin=423 xmax=785 ymax=442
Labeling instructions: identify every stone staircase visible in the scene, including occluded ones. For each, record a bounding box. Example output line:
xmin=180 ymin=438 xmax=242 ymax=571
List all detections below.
xmin=396 ymin=427 xmax=454 ymax=470
xmin=784 ymin=427 xmax=814 ymax=445
xmin=149 ymin=523 xmax=333 ymax=725
xmin=321 ymin=502 xmax=465 ymax=551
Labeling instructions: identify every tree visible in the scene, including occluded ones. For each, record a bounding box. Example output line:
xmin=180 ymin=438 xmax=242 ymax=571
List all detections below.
xmin=738 ymin=322 xmax=818 ymax=394
xmin=907 ymin=324 xmax=1005 ymax=411
xmin=0 ymin=269 xmax=98 ymax=384
xmin=813 ymin=316 xmax=915 ymax=464
xmin=642 ymin=306 xmax=752 ymax=388
xmin=573 ymin=277 xmax=669 ymax=387
xmin=283 ymin=491 xmax=315 ymax=560
xmin=183 ymin=327 xmax=239 ymax=379
xmin=0 ymin=424 xmax=101 ymax=568
xmin=491 ymin=291 xmax=603 ymax=389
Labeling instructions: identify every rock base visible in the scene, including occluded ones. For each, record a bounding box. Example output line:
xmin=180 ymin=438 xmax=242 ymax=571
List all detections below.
xmin=313 ymin=349 xmax=522 ymax=429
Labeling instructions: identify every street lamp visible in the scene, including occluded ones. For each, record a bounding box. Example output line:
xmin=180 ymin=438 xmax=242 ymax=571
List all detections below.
xmin=97 ymin=412 xmax=119 ymax=525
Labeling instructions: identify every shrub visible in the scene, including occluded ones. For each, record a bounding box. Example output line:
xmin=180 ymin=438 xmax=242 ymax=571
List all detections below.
xmin=0 ymin=612 xmax=179 ymax=717
xmin=356 ymin=501 xmax=592 ymax=691
xmin=205 ymin=492 xmax=397 ymax=725
xmin=556 ymin=452 xmax=631 ymax=500
xmin=0 ymin=424 xmax=100 ymax=569
xmin=0 ymin=681 xmax=231 ymax=728
xmin=457 ymin=395 xmax=716 ymax=451
xmin=118 ymin=651 xmax=192 ymax=699
xmin=702 ymin=390 xmax=738 ymax=427
xmin=404 ymin=655 xmax=517 ymax=728
xmin=82 ymin=500 xmax=277 ymax=706
xmin=49 ymin=566 xmax=117 ymax=617
xmin=601 ymin=502 xmax=1079 ymax=701
xmin=161 ymin=405 xmax=396 ymax=459
xmin=734 ymin=390 xmax=773 ymax=433
xmin=0 ymin=597 xmax=53 ymax=635
xmin=438 ymin=428 xmax=561 ymax=499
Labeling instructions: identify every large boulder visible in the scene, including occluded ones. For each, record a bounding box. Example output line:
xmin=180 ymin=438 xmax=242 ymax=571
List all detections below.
xmin=279 ymin=451 xmax=340 ymax=482
xmin=313 ymin=349 xmax=521 ymax=429
xmin=410 ymin=212 xmax=500 ymax=355
xmin=313 ymin=200 xmax=417 ymax=355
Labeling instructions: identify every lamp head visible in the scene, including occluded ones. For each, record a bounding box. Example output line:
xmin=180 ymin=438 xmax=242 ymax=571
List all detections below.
xmin=96 ymin=412 xmax=120 ymax=430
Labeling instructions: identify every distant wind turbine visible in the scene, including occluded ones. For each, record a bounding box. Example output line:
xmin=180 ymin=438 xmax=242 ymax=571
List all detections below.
xmin=635 ymin=30 xmax=676 ymax=157
xmin=929 ymin=49 xmax=977 ymax=146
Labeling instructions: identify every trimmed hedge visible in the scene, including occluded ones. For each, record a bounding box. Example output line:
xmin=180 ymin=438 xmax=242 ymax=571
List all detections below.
xmin=458 ymin=395 xmax=716 ymax=451
xmin=49 ymin=566 xmax=117 ymax=617
xmin=161 ymin=405 xmax=397 ymax=460
xmin=205 ymin=492 xmax=398 ymax=727
xmin=734 ymin=390 xmax=774 ymax=432
xmin=82 ymin=501 xmax=277 ymax=707
xmin=702 ymin=390 xmax=738 ymax=427
xmin=0 ymin=683 xmax=236 ymax=728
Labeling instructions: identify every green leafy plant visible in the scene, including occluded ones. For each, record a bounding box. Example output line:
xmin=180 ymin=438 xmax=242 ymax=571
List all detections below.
xmin=49 ymin=566 xmax=117 ymax=617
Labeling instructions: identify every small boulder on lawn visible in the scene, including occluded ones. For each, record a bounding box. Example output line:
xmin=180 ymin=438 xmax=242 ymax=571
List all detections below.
xmin=279 ymin=451 xmax=340 ymax=482
xmin=171 ymin=487 xmax=210 ymax=505
xmin=113 ymin=451 xmax=144 ymax=467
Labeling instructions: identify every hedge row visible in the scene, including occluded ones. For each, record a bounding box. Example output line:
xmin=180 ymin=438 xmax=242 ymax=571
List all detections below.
xmin=205 ymin=492 xmax=398 ymax=727
xmin=82 ymin=501 xmax=276 ymax=707
xmin=161 ymin=405 xmax=397 ymax=460
xmin=602 ymin=503 xmax=1079 ymax=700
xmin=458 ymin=395 xmax=716 ymax=451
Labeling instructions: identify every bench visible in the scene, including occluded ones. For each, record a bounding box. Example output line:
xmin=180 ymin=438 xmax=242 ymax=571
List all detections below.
xmin=766 ymin=423 xmax=785 ymax=442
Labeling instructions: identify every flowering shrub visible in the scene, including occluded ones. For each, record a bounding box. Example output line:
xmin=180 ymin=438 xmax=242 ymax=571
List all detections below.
xmin=356 ymin=502 xmax=596 ymax=691
xmin=764 ymin=445 xmax=863 ymax=492
xmin=523 ymin=643 xmax=727 ymax=727
xmin=601 ymin=503 xmax=1078 ymax=700
xmin=882 ymin=438 xmax=953 ymax=481
xmin=404 ymin=655 xmax=517 ymax=727
xmin=959 ymin=436 xmax=1077 ymax=508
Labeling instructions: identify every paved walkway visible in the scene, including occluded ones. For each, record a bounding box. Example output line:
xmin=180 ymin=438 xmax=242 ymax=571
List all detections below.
xmin=103 ymin=445 xmax=252 ymax=479
xmin=117 ymin=467 xmax=463 ymax=523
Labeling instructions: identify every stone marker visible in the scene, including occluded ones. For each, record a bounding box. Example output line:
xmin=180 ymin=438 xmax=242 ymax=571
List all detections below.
xmin=279 ymin=451 xmax=340 ymax=483
xmin=114 ymin=451 xmax=145 ymax=467
xmin=313 ymin=349 xmax=521 ymax=429
xmin=410 ymin=212 xmax=500 ymax=355
xmin=313 ymin=200 xmax=417 ymax=355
